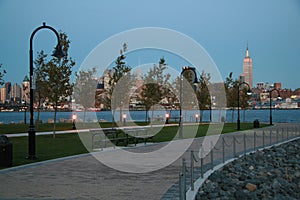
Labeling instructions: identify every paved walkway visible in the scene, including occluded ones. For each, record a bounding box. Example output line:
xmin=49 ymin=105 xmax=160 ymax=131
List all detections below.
xmin=0 ymin=123 xmax=299 ymax=200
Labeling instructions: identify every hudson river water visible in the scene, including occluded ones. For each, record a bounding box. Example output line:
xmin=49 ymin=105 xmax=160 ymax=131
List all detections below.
xmin=0 ymin=109 xmax=299 ymax=124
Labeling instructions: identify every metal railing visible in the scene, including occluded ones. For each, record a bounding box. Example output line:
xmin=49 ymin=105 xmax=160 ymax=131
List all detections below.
xmin=178 ymin=124 xmax=300 ymax=200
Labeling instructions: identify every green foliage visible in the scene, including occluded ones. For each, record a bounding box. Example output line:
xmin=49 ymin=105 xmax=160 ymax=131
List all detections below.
xmin=196 ymin=71 xmax=211 ymax=122
xmin=197 ymin=71 xmax=211 ymax=109
xmin=0 ymin=63 xmax=6 ymax=85
xmin=74 ymin=68 xmax=97 ymax=110
xmin=34 ymin=32 xmax=75 ymax=137
xmin=224 ymin=73 xmax=239 ymax=109
xmin=224 ymin=73 xmax=252 ymax=122
xmin=138 ymin=57 xmax=172 ymax=121
xmin=106 ymin=43 xmax=132 ymax=111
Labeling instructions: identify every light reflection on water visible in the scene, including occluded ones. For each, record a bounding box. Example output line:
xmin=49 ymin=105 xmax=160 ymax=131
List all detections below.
xmin=0 ymin=109 xmax=299 ymax=124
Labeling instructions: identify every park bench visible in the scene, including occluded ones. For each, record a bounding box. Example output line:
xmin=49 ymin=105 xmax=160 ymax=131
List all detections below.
xmin=91 ymin=128 xmax=118 ymax=150
xmin=123 ymin=128 xmax=154 ymax=145
xmin=91 ymin=127 xmax=155 ymax=150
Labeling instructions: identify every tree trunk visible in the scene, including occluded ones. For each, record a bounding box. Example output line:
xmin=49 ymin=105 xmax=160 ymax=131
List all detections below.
xmin=145 ymin=109 xmax=149 ymax=123
xmin=111 ymin=109 xmax=114 ymax=129
xmin=231 ymin=107 xmax=235 ymax=123
xmin=53 ymin=106 xmax=57 ymax=138
xmin=200 ymin=110 xmax=204 ymax=123
xmin=84 ymin=108 xmax=87 ymax=128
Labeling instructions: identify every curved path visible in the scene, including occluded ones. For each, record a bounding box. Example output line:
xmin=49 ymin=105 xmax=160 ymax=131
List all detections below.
xmin=0 ymin=123 xmax=298 ymax=200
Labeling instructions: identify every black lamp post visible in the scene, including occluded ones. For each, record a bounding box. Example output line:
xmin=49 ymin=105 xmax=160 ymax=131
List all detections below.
xmin=27 ymin=22 xmax=64 ymax=159
xmin=269 ymin=88 xmax=281 ymax=125
xmin=179 ymin=66 xmax=198 ymax=138
xmin=237 ymin=82 xmax=252 ymax=130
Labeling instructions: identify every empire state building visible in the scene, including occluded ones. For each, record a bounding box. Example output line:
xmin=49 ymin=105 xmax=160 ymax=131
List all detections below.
xmin=240 ymin=46 xmax=253 ymax=88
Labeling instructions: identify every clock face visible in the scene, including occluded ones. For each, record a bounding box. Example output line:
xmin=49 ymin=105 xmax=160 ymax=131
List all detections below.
xmin=182 ymin=69 xmax=195 ymax=84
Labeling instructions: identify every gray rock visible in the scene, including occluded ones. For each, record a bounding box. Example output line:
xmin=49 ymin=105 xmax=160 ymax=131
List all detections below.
xmin=197 ymin=139 xmax=300 ymax=199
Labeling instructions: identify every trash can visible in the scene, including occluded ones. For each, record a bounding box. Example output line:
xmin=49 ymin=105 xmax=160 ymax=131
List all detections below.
xmin=253 ymin=119 xmax=260 ymax=128
xmin=0 ymin=135 xmax=13 ymax=167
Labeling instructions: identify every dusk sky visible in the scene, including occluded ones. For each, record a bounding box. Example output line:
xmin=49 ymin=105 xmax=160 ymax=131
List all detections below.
xmin=0 ymin=0 xmax=299 ymax=89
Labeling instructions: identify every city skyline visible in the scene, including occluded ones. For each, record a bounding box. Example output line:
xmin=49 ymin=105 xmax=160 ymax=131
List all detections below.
xmin=0 ymin=0 xmax=299 ymax=89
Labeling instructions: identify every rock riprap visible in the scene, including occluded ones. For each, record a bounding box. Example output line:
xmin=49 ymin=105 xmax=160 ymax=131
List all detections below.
xmin=197 ymin=138 xmax=300 ymax=200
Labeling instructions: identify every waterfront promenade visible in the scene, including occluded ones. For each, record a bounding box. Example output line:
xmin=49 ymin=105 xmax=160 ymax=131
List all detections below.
xmin=0 ymin=123 xmax=299 ymax=200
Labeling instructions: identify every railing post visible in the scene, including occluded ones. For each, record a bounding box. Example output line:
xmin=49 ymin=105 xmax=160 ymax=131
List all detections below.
xmin=199 ymin=145 xmax=204 ymax=178
xmin=253 ymin=131 xmax=256 ymax=151
xmin=210 ymin=141 xmax=214 ymax=170
xmin=233 ymin=136 xmax=236 ymax=157
xmin=222 ymin=138 xmax=225 ymax=163
xmin=282 ymin=128 xmax=284 ymax=141
xmin=269 ymin=129 xmax=272 ymax=145
xmin=276 ymin=128 xmax=279 ymax=142
xmin=190 ymin=150 xmax=194 ymax=191
xmin=182 ymin=158 xmax=186 ymax=200
xmin=287 ymin=127 xmax=289 ymax=139
xmin=179 ymin=173 xmax=183 ymax=200
xmin=243 ymin=134 xmax=246 ymax=156
xmin=262 ymin=130 xmax=265 ymax=148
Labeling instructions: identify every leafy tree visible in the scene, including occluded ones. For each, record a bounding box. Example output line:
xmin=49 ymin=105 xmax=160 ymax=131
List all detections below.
xmin=106 ymin=43 xmax=132 ymax=123
xmin=37 ymin=32 xmax=75 ymax=137
xmin=139 ymin=57 xmax=171 ymax=122
xmin=0 ymin=63 xmax=6 ymax=85
xmin=73 ymin=67 xmax=97 ymax=124
xmin=240 ymin=87 xmax=251 ymax=121
xmin=34 ymin=51 xmax=48 ymax=124
xmin=196 ymin=71 xmax=211 ymax=123
xmin=224 ymin=72 xmax=251 ymax=122
xmin=224 ymin=73 xmax=237 ymax=122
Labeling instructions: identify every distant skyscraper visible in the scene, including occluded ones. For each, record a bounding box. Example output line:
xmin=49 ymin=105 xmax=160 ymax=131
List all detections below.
xmin=0 ymin=87 xmax=6 ymax=103
xmin=11 ymin=83 xmax=21 ymax=102
xmin=240 ymin=45 xmax=253 ymax=88
xmin=22 ymin=76 xmax=30 ymax=103
xmin=5 ymin=82 xmax=11 ymax=101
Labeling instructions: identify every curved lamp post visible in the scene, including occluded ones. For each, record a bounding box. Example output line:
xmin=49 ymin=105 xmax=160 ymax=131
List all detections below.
xmin=28 ymin=22 xmax=64 ymax=159
xmin=179 ymin=66 xmax=198 ymax=138
xmin=237 ymin=82 xmax=252 ymax=130
xmin=269 ymin=88 xmax=281 ymax=125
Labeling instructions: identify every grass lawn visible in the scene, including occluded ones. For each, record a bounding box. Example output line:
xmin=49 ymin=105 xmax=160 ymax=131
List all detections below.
xmin=0 ymin=123 xmax=75 ymax=134
xmin=0 ymin=122 xmax=268 ymax=169
xmin=0 ymin=133 xmax=88 ymax=169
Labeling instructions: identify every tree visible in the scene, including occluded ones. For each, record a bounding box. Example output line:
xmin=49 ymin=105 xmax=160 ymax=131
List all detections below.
xmin=224 ymin=73 xmax=239 ymax=122
xmin=240 ymin=87 xmax=251 ymax=122
xmin=34 ymin=50 xmax=48 ymax=124
xmin=0 ymin=63 xmax=6 ymax=86
xmin=196 ymin=71 xmax=211 ymax=123
xmin=139 ymin=57 xmax=171 ymax=122
xmin=106 ymin=43 xmax=132 ymax=124
xmin=37 ymin=32 xmax=75 ymax=137
xmin=224 ymin=72 xmax=251 ymax=122
xmin=73 ymin=67 xmax=97 ymax=124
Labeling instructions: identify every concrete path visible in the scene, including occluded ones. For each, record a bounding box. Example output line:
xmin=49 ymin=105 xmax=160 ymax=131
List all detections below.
xmin=0 ymin=123 xmax=298 ymax=200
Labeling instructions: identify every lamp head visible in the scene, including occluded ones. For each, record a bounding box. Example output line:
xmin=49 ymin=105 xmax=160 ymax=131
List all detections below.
xmin=247 ymin=89 xmax=252 ymax=96
xmin=52 ymin=43 xmax=65 ymax=59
